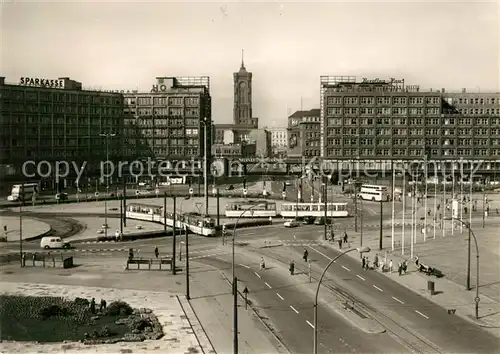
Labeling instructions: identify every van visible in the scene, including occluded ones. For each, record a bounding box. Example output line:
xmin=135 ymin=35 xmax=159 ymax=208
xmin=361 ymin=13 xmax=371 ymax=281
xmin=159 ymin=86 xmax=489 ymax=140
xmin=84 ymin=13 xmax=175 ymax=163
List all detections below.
xmin=40 ymin=237 xmax=70 ymax=249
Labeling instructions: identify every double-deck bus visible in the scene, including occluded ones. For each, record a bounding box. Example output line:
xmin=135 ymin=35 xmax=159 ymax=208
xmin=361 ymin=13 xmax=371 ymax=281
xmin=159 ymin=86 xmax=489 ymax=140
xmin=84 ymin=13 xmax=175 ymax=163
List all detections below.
xmin=225 ymin=200 xmax=277 ymax=218
xmin=280 ymin=202 xmax=349 ymax=218
xmin=126 ymin=203 xmax=216 ymax=236
xmin=357 ymin=184 xmax=390 ymax=202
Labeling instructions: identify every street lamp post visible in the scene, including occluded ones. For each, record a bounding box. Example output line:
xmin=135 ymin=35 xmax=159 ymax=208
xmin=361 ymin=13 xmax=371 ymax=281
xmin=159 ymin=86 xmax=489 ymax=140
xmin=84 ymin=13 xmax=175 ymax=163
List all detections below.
xmin=100 ymin=132 xmax=116 ymax=239
xmin=445 ymin=217 xmax=480 ymax=319
xmin=313 ymin=246 xmax=371 ymax=354
xmin=202 ymin=117 xmax=209 ymax=217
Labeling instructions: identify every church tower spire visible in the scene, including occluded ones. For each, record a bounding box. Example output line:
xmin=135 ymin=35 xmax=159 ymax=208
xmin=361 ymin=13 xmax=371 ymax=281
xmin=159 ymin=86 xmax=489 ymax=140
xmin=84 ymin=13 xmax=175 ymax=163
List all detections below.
xmin=241 ymin=49 xmax=245 ymax=69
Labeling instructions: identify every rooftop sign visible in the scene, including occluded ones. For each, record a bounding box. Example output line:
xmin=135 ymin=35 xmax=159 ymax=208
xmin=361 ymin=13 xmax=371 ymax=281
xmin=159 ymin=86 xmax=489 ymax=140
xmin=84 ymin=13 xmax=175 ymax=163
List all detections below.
xmin=19 ymin=77 xmax=65 ymax=89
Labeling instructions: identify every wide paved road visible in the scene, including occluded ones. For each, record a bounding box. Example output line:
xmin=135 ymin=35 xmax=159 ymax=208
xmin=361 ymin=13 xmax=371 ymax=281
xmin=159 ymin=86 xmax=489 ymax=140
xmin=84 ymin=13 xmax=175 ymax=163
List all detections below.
xmin=257 ymin=243 xmax=500 ymax=353
xmin=197 ymin=252 xmax=410 ymax=354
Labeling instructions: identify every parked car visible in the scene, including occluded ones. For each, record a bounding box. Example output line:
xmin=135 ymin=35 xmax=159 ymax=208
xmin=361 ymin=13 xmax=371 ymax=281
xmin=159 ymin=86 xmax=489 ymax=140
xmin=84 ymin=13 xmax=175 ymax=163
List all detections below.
xmin=40 ymin=237 xmax=71 ymax=249
xmin=302 ymin=216 xmax=315 ymax=225
xmin=284 ymin=219 xmax=300 ymax=228
xmin=55 ymin=192 xmax=68 ymax=200
xmin=314 ymin=217 xmax=332 ymax=225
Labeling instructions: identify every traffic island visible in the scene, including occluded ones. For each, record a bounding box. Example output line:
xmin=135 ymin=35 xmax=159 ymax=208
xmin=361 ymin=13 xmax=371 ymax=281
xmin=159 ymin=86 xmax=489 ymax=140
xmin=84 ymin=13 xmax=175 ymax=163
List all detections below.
xmin=0 ymin=295 xmax=163 ymax=343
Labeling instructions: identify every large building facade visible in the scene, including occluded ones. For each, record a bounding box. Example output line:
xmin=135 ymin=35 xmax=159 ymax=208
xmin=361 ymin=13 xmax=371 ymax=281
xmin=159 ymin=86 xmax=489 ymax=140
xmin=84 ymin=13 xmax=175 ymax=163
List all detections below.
xmin=0 ymin=76 xmax=125 ymax=191
xmin=268 ymin=127 xmax=288 ymax=157
xmin=124 ymin=76 xmax=212 ymax=160
xmin=287 ymin=109 xmax=321 ymax=158
xmin=320 ymin=76 xmax=500 ymax=161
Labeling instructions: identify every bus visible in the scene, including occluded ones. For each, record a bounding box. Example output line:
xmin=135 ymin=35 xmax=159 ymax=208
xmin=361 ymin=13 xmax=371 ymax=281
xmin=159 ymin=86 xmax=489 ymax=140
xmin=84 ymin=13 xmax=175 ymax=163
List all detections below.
xmin=280 ymin=202 xmax=349 ymax=218
xmin=125 ymin=203 xmax=216 ymax=236
xmin=7 ymin=183 xmax=39 ymax=202
xmin=357 ymin=184 xmax=390 ymax=202
xmin=225 ymin=200 xmax=277 ymax=218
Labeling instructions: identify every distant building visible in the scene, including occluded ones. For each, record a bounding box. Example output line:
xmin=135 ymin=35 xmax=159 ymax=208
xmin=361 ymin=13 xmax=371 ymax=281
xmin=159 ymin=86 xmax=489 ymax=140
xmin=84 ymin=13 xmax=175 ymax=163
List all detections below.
xmin=248 ymin=129 xmax=271 ymax=158
xmin=287 ymin=109 xmax=321 ymax=158
xmin=212 ymin=143 xmax=256 ymax=158
xmin=123 ymin=76 xmax=212 ymax=163
xmin=267 ymin=127 xmax=288 ymax=157
xmin=0 ymin=76 xmax=124 ymax=191
xmin=233 ymin=53 xmax=253 ymax=126
xmin=320 ymin=75 xmax=500 ymax=160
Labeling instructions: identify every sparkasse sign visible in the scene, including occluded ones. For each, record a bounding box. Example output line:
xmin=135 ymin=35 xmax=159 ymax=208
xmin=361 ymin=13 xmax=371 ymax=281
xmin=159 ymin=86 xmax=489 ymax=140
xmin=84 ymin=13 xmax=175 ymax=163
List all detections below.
xmin=19 ymin=77 xmax=65 ymax=89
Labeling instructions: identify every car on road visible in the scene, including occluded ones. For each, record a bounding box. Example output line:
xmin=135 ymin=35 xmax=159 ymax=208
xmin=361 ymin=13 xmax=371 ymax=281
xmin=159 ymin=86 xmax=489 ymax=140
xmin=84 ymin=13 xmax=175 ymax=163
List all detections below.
xmin=314 ymin=217 xmax=332 ymax=225
xmin=301 ymin=216 xmax=315 ymax=225
xmin=55 ymin=192 xmax=68 ymax=201
xmin=284 ymin=219 xmax=300 ymax=228
xmin=40 ymin=237 xmax=71 ymax=249
xmin=226 ymin=185 xmax=235 ymax=190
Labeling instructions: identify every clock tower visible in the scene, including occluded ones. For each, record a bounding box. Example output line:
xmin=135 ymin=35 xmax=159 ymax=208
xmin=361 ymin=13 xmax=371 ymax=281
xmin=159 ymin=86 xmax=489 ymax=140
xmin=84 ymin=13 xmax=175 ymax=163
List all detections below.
xmin=233 ymin=50 xmax=253 ymax=125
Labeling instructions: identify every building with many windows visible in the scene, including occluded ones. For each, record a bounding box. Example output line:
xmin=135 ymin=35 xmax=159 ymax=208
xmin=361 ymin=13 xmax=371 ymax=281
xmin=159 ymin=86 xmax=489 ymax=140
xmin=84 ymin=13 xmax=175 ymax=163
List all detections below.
xmin=0 ymin=76 xmax=125 ymax=191
xmin=287 ymin=109 xmax=321 ymax=158
xmin=267 ymin=127 xmax=288 ymax=157
xmin=123 ymin=76 xmax=212 ymax=160
xmin=320 ymin=76 xmax=500 ymax=160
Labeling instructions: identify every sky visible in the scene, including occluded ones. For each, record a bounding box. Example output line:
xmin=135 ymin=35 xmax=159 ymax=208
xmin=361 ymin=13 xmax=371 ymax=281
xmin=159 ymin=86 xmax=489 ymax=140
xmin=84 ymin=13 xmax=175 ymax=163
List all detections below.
xmin=1 ymin=0 xmax=499 ymax=127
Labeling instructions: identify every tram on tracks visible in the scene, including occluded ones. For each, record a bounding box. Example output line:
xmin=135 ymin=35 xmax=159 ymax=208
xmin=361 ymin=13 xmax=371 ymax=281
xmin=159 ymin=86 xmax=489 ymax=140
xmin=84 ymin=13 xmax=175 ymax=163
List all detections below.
xmin=125 ymin=203 xmax=216 ymax=236
xmin=225 ymin=200 xmax=278 ymax=218
xmin=280 ymin=202 xmax=349 ymax=218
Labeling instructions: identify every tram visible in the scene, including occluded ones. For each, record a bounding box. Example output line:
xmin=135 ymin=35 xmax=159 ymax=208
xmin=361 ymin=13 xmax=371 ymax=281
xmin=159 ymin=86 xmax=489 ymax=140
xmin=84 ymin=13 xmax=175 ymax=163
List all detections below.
xmin=225 ymin=200 xmax=277 ymax=218
xmin=280 ymin=202 xmax=349 ymax=218
xmin=125 ymin=203 xmax=216 ymax=236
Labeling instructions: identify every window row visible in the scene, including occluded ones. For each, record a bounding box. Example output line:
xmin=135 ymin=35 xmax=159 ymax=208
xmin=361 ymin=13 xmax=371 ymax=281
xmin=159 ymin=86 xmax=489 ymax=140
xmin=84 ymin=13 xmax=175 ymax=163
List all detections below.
xmin=2 ymin=91 xmax=122 ymax=105
xmin=326 ymin=107 xmax=440 ymax=116
xmin=129 ymin=96 xmax=200 ymax=106
xmin=326 ymin=96 xmax=441 ymax=105
xmin=325 ymin=148 xmax=500 ymax=157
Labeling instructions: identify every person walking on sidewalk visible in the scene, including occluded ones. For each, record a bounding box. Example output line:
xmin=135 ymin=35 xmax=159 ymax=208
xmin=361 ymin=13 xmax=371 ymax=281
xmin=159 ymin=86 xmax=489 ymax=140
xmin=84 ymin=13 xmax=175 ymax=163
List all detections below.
xmin=303 ymin=249 xmax=308 ymax=262
xmin=343 ymin=231 xmax=348 ymax=244
xmin=374 ymin=254 xmax=379 ymax=268
xmin=338 ymin=239 xmax=342 ymax=249
xmin=154 ymin=246 xmax=159 ymax=259
xmin=398 ymin=263 xmax=402 ymax=276
xmin=389 ymin=259 xmax=393 ymax=273
xmin=260 ymin=257 xmax=266 ymax=270
xmin=362 ymin=256 xmax=366 ymax=269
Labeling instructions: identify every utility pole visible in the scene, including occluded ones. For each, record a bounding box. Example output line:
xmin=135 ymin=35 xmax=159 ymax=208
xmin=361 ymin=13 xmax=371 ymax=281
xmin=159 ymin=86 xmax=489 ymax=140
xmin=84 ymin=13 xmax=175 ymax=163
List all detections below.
xmin=466 ymin=226 xmax=471 ymax=291
xmin=354 ymin=181 xmax=358 ymax=233
xmin=119 ymin=193 xmax=123 ymax=235
xmin=100 ymin=132 xmax=116 ymax=239
xmin=163 ymin=192 xmax=167 ymax=236
xmin=19 ymin=184 xmax=24 ymax=264
xmin=379 ymin=199 xmax=383 ymax=250
xmin=216 ymin=188 xmax=220 ymax=227
xmin=233 ymin=276 xmax=239 ymax=354
xmin=172 ymin=196 xmax=177 ymax=275
xmin=323 ymin=181 xmax=327 ymax=240
xmin=203 ymin=118 xmax=209 ymax=217
xmin=185 ymin=225 xmax=190 ymax=299
xmin=482 ymin=178 xmax=486 ymax=228
xmin=123 ymin=178 xmax=127 ymax=227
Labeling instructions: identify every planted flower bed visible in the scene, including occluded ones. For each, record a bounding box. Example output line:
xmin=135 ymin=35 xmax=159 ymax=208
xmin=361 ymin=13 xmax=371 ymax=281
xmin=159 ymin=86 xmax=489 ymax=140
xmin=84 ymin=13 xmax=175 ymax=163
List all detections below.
xmin=0 ymin=295 xmax=163 ymax=344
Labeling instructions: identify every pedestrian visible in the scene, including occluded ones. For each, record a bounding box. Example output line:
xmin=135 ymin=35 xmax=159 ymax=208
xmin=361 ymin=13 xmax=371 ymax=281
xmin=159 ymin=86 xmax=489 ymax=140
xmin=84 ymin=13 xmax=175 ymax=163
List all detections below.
xmin=362 ymin=257 xmax=366 ymax=269
xmin=427 ymin=209 xmax=431 ymax=216
xmin=90 ymin=298 xmax=96 ymax=314
xmin=303 ymin=249 xmax=308 ymax=262
xmin=128 ymin=248 xmax=134 ymax=261
xmin=260 ymin=257 xmax=265 ymax=270
xmin=398 ymin=263 xmax=402 ymax=276
xmin=403 ymin=260 xmax=408 ymax=274
xmin=389 ymin=259 xmax=393 ymax=273
xmin=437 ymin=203 xmax=440 ymax=211
xmin=464 ymin=206 xmax=468 ymax=215
xmin=289 ymin=260 xmax=295 ymax=275
xmin=374 ymin=254 xmax=379 ymax=268
xmin=343 ymin=231 xmax=348 ymax=244
xmin=338 ymin=239 xmax=342 ymax=249
xmin=154 ymin=246 xmax=159 ymax=259
xmin=100 ymin=299 xmax=107 ymax=312
xmin=415 ymin=255 xmax=419 ymax=266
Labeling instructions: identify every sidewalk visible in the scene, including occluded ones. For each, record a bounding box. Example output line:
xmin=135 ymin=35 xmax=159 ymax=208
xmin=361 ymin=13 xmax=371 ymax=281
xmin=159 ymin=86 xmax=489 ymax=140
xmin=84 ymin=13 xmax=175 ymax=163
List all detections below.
xmin=0 ymin=215 xmax=51 ymax=242
xmin=324 ymin=226 xmax=500 ymax=337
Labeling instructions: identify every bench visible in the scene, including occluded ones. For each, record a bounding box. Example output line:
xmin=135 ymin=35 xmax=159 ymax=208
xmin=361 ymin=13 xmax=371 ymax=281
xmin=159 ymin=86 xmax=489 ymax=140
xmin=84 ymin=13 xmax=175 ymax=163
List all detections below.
xmin=126 ymin=257 xmax=173 ymax=271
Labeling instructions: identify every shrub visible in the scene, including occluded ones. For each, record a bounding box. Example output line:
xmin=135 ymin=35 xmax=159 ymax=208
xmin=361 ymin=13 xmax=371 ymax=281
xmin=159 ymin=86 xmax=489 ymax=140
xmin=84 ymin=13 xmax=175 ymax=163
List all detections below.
xmin=39 ymin=304 xmax=71 ymax=319
xmin=105 ymin=301 xmax=133 ymax=316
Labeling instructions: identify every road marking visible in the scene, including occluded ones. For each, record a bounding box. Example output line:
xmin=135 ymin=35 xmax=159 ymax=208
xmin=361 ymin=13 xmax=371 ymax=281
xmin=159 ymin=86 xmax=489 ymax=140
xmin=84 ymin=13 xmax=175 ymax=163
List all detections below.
xmin=290 ymin=305 xmax=299 ymax=314
xmin=244 ymin=232 xmax=256 ymax=236
xmin=373 ymin=285 xmax=383 ymax=292
xmin=277 ymin=293 xmax=284 ymax=300
xmin=239 ymin=264 xmax=250 ymax=269
xmin=254 ymin=272 xmax=261 ymax=279
xmin=306 ymin=320 xmax=315 ymax=329
xmin=265 ymin=282 xmax=272 ymax=289
xmin=415 ymin=310 xmax=429 ymax=319
xmin=341 ymin=265 xmax=351 ymax=272
xmin=392 ymin=296 xmax=404 ymax=304
xmin=356 ymin=275 xmax=366 ymax=281
xmin=310 ymin=246 xmax=333 ymax=261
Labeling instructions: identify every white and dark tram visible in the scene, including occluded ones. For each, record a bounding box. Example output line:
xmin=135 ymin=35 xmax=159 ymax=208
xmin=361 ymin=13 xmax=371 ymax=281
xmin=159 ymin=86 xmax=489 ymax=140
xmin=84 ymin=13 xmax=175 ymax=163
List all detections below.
xmin=126 ymin=203 xmax=216 ymax=236
xmin=225 ymin=200 xmax=277 ymax=218
xmin=280 ymin=202 xmax=349 ymax=218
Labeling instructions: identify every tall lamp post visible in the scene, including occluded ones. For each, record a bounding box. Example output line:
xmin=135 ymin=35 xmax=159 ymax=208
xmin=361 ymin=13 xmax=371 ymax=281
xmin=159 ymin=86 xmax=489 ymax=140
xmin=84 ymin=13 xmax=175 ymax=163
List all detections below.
xmin=202 ymin=117 xmax=209 ymax=217
xmin=444 ymin=217 xmax=480 ymax=319
xmin=100 ymin=132 xmax=116 ymax=239
xmin=313 ymin=246 xmax=371 ymax=354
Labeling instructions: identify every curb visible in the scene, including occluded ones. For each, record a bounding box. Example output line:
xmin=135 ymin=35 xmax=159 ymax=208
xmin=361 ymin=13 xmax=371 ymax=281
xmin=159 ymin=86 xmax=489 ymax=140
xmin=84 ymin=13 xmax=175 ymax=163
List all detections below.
xmin=177 ymin=295 xmax=217 ymax=354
